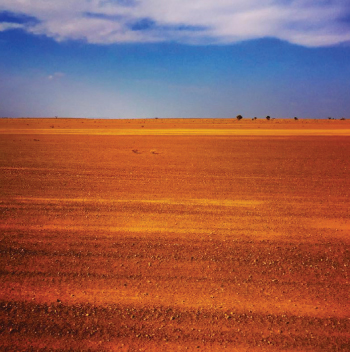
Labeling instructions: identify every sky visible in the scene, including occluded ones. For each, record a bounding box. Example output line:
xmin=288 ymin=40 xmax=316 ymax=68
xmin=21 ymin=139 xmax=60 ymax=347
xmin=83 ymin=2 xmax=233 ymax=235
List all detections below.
xmin=1 ymin=0 xmax=350 ymax=119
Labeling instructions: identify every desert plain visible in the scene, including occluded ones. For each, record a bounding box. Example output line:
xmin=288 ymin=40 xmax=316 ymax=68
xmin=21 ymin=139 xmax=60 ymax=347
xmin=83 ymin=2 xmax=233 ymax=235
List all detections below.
xmin=0 ymin=117 xmax=350 ymax=351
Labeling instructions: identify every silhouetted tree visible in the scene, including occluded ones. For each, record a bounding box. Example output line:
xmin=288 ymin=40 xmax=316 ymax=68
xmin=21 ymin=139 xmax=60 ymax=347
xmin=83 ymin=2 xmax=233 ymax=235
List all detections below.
xmin=236 ymin=115 xmax=243 ymax=120
xmin=266 ymin=116 xmax=271 ymax=120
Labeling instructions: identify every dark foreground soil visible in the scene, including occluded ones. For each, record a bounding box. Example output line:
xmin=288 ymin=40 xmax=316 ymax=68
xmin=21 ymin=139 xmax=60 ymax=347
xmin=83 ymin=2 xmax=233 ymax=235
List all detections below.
xmin=0 ymin=118 xmax=350 ymax=351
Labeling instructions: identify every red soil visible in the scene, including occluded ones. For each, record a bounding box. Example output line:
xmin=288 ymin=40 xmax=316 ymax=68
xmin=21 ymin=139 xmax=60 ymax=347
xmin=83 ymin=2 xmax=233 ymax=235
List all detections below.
xmin=1 ymin=118 xmax=349 ymax=351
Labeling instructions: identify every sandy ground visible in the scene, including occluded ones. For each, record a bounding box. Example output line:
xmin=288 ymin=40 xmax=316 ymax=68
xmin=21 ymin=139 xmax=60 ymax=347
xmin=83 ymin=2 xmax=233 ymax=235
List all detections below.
xmin=0 ymin=118 xmax=350 ymax=351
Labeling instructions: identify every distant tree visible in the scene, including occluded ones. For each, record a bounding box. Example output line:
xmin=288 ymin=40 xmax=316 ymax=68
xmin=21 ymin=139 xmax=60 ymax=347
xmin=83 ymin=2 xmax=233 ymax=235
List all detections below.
xmin=340 ymin=117 xmax=346 ymax=120
xmin=294 ymin=117 xmax=298 ymax=120
xmin=266 ymin=116 xmax=271 ymax=120
xmin=328 ymin=117 xmax=332 ymax=120
xmin=236 ymin=114 xmax=243 ymax=120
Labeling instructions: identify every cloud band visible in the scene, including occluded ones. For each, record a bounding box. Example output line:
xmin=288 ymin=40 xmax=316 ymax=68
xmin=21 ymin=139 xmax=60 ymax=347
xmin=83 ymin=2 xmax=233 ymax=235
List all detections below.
xmin=0 ymin=0 xmax=350 ymax=47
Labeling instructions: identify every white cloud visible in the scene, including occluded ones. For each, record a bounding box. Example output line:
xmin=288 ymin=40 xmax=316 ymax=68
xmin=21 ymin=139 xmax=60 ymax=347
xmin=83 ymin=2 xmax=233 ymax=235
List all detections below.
xmin=0 ymin=22 xmax=24 ymax=31
xmin=0 ymin=0 xmax=350 ymax=46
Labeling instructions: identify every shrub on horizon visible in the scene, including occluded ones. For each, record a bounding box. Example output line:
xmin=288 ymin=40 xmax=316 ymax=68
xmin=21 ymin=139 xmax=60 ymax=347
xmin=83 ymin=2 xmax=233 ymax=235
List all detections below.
xmin=266 ymin=116 xmax=271 ymax=120
xmin=236 ymin=115 xmax=243 ymax=120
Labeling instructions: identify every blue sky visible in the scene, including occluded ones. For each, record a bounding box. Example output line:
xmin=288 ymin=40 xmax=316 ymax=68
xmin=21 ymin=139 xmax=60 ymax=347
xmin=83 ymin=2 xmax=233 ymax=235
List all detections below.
xmin=1 ymin=0 xmax=350 ymax=119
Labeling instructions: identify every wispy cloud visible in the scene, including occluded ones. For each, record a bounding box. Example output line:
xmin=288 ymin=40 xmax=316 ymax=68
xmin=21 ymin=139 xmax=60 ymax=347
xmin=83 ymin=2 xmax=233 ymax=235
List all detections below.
xmin=47 ymin=72 xmax=65 ymax=81
xmin=0 ymin=22 xmax=23 ymax=31
xmin=0 ymin=0 xmax=350 ymax=46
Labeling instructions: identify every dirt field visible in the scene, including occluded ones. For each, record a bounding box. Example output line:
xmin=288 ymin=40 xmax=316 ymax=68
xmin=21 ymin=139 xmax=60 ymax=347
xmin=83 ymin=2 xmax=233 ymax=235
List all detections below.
xmin=1 ymin=118 xmax=350 ymax=351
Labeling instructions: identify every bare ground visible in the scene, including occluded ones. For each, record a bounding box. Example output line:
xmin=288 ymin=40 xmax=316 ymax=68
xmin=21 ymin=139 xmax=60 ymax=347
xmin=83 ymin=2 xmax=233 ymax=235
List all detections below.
xmin=0 ymin=118 xmax=350 ymax=351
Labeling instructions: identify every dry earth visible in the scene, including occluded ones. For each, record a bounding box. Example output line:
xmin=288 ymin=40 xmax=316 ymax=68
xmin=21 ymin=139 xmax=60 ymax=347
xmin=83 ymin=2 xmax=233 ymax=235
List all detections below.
xmin=0 ymin=118 xmax=350 ymax=351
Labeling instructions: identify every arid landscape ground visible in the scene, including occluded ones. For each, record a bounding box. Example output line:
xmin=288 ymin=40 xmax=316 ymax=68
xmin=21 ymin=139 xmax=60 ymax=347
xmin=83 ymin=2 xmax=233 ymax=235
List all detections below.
xmin=0 ymin=117 xmax=350 ymax=351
